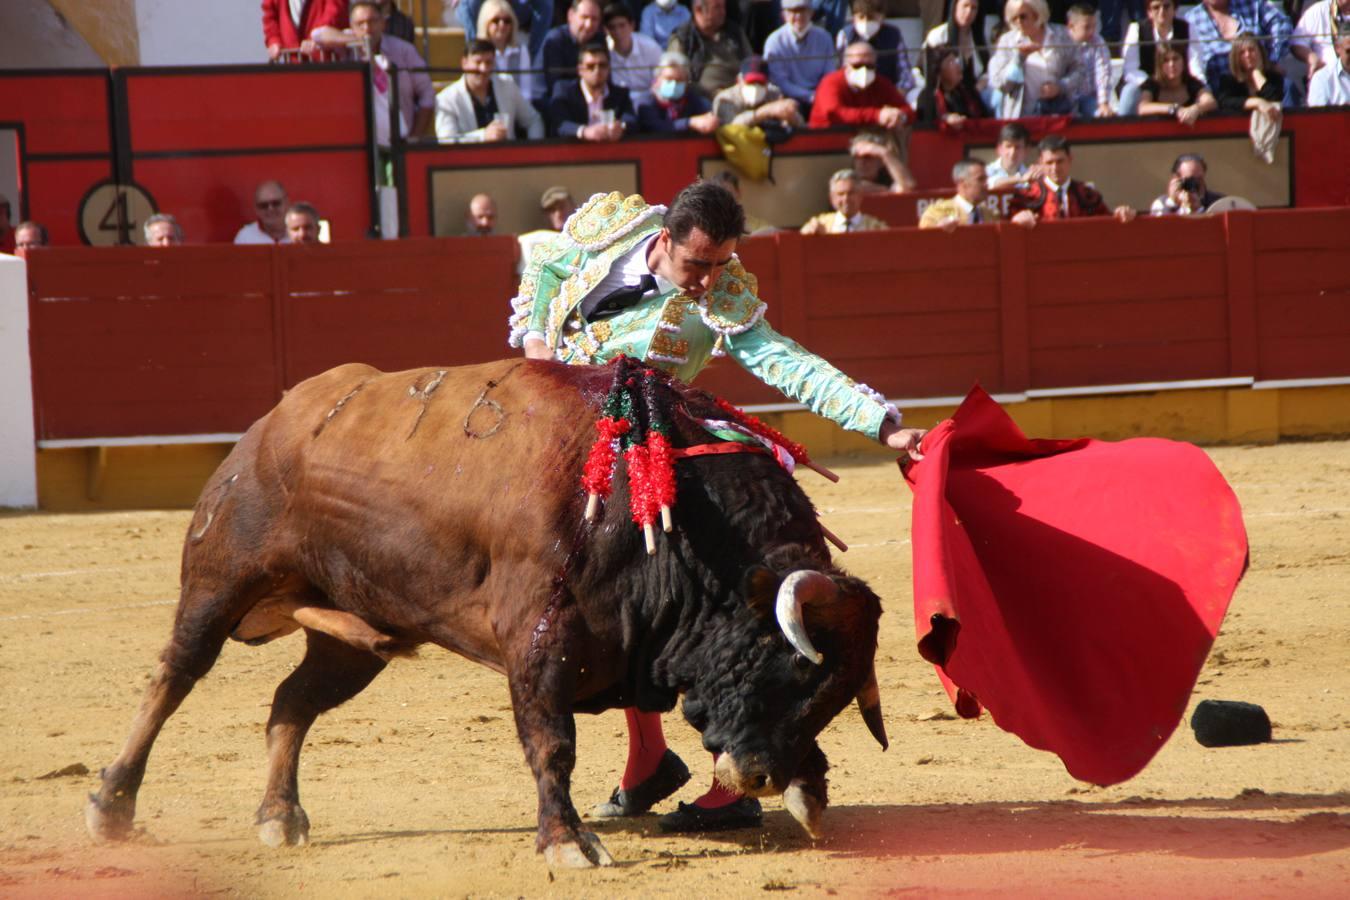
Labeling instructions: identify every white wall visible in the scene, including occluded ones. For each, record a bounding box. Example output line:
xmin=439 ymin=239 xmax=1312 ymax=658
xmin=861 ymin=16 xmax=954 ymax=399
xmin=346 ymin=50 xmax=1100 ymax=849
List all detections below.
xmin=135 ymin=0 xmax=267 ymax=66
xmin=0 ymin=255 xmax=37 ymax=509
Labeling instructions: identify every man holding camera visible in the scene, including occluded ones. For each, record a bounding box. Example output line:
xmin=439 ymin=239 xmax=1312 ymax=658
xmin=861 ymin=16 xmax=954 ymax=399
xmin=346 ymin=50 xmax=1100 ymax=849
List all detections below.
xmin=1149 ymin=153 xmax=1226 ymax=216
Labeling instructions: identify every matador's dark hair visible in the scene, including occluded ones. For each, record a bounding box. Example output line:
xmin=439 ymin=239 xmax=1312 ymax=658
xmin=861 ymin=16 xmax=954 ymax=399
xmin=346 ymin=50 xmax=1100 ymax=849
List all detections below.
xmin=665 ymin=180 xmax=746 ymax=246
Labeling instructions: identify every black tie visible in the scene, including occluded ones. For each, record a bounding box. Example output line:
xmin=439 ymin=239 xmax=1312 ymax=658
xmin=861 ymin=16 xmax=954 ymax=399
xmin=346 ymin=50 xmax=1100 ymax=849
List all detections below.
xmin=583 ymin=274 xmax=657 ymax=320
xmin=970 ymin=207 xmax=982 ymax=224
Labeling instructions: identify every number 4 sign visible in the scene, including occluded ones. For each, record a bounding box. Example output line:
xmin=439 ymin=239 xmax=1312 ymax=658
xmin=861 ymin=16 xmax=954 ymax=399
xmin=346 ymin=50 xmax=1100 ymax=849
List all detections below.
xmin=77 ymin=179 xmax=159 ymax=246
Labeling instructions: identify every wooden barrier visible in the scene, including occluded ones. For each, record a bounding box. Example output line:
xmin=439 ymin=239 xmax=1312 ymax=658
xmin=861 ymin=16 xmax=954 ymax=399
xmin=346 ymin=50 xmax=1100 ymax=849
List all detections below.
xmin=25 ymin=209 xmax=1350 ymax=443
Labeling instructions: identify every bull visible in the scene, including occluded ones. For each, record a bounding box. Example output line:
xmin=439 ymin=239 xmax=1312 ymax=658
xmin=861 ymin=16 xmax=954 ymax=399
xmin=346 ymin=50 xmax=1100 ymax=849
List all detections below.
xmin=85 ymin=358 xmax=887 ymax=866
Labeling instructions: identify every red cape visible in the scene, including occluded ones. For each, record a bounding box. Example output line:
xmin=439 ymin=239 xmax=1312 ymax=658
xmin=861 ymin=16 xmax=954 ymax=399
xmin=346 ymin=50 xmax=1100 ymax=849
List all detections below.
xmin=903 ymin=387 xmax=1248 ymax=785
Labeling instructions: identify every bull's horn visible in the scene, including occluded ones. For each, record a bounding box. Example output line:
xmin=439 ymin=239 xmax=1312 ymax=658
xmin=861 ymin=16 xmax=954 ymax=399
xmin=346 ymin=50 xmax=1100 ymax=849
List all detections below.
xmin=774 ymin=571 xmax=835 ymax=664
xmin=856 ymin=666 xmax=888 ymax=750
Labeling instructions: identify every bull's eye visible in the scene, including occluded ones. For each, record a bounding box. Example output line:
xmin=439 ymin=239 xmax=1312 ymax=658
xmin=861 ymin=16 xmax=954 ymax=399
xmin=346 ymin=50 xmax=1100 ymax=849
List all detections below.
xmin=792 ymin=654 xmax=816 ymax=678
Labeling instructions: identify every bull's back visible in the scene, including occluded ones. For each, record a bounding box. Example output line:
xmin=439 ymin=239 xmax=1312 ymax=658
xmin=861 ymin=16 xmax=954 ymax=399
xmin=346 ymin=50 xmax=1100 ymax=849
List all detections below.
xmin=240 ymin=360 xmax=605 ymax=648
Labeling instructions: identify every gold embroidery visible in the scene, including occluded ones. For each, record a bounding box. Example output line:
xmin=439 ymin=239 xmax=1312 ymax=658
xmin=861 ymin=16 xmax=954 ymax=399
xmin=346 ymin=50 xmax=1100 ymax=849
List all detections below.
xmin=660 ymin=300 xmax=690 ymax=328
xmin=590 ymin=321 xmax=613 ymax=343
xmin=648 ymin=331 xmax=689 ymax=361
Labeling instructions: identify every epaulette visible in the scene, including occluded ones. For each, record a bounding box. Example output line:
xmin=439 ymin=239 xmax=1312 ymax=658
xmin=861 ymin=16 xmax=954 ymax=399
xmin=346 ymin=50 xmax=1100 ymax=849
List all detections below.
xmin=563 ymin=191 xmax=668 ymax=253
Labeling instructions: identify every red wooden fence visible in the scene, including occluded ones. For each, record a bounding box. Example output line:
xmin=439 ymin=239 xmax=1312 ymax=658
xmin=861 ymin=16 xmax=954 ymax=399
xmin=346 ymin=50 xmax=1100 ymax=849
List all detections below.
xmin=26 ymin=209 xmax=1350 ymax=442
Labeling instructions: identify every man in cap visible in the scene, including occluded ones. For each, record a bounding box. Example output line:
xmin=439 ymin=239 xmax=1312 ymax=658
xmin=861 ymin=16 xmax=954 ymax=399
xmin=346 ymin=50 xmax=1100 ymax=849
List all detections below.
xmin=517 ymin=186 xmax=577 ymax=273
xmin=711 ymin=55 xmax=804 ymax=127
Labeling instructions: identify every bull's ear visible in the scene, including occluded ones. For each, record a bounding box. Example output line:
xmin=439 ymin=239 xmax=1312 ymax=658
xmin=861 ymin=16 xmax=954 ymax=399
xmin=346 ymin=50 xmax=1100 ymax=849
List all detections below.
xmin=742 ymin=565 xmax=777 ymax=618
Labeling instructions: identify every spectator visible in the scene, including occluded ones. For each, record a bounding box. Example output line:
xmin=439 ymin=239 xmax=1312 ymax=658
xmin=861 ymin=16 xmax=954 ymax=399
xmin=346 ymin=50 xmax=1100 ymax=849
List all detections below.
xmin=1149 ymin=152 xmax=1226 ymax=214
xmin=1138 ymin=43 xmax=1218 ymax=125
xmin=436 ymin=39 xmax=545 ymax=141
xmin=712 ymin=55 xmax=806 ymax=126
xmin=1064 ymin=4 xmax=1114 ymax=118
xmin=637 ymin=51 xmax=720 ymax=131
xmin=919 ymin=158 xmax=1000 ymax=229
xmin=849 ymin=130 xmax=916 ymax=192
xmin=642 ymin=0 xmax=692 ymax=47
xmin=378 ymin=0 xmax=416 ymax=42
xmin=923 ymin=0 xmax=991 ymax=100
xmin=285 ymin=203 xmax=322 ymax=243
xmin=541 ymin=0 xmax=604 ymax=96
xmin=1307 ymin=25 xmax=1350 ymax=105
xmin=518 ymin=186 xmax=577 ymax=272
xmin=1009 ymin=135 xmax=1137 ymax=224
xmin=479 ymin=0 xmax=542 ymax=103
xmin=319 ymin=0 xmax=435 ymax=141
xmin=988 ymin=0 xmax=1081 ymax=117
xmin=1185 ymin=0 xmax=1292 ymax=92
xmin=549 ymin=42 xmax=638 ymax=138
xmin=1217 ymin=33 xmax=1285 ymax=120
xmin=842 ymin=0 xmax=916 ymax=96
xmin=466 ymin=193 xmax=499 ymax=235
xmin=1292 ymin=0 xmax=1347 ymax=76
xmin=764 ymin=0 xmax=838 ymax=115
xmin=709 ymin=170 xmax=775 ymax=234
xmin=235 ymin=180 xmax=291 ymax=244
xmin=0 ymin=194 xmax=13 ymax=255
xmin=1118 ymin=0 xmax=1189 ymax=116
xmin=542 ymin=185 xmax=577 ymax=229
xmin=605 ymin=3 xmax=665 ymax=104
xmin=669 ymin=0 xmax=753 ymax=96
xmin=916 ymin=45 xmax=993 ymax=124
xmin=812 ymin=0 xmax=853 ymax=35
xmin=13 ymin=221 xmax=47 ymax=259
xmin=808 ymin=41 xmax=915 ymax=131
xmin=800 ymin=169 xmax=890 ymax=233
xmin=143 ymin=213 xmax=184 ymax=246
xmin=985 ymin=121 xmax=1040 ymax=188
xmin=261 ymin=0 xmax=347 ymax=60
xmin=460 ymin=0 xmax=553 ymax=58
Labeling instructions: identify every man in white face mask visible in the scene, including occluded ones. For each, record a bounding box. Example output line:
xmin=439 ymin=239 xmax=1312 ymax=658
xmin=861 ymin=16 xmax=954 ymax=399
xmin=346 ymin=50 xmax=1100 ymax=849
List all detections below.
xmin=808 ymin=41 xmax=914 ymax=132
xmin=835 ymin=0 xmax=915 ymax=93
xmin=711 ymin=55 xmax=806 ymax=127
xmin=763 ymin=0 xmax=838 ymax=115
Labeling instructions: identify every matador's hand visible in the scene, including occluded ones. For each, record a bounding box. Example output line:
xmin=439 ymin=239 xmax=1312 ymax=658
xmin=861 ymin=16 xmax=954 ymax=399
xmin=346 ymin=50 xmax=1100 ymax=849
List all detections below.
xmin=879 ymin=421 xmax=926 ymax=462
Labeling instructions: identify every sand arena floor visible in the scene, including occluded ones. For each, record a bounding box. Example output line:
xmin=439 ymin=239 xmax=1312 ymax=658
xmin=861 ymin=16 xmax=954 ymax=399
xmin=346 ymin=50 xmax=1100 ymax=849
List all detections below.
xmin=1 ymin=440 xmax=1347 ymax=898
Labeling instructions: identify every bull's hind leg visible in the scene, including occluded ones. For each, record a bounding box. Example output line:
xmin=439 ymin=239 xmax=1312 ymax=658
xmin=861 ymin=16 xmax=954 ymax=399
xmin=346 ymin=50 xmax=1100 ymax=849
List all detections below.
xmin=86 ymin=578 xmax=260 ymax=842
xmin=255 ymin=628 xmax=386 ymax=847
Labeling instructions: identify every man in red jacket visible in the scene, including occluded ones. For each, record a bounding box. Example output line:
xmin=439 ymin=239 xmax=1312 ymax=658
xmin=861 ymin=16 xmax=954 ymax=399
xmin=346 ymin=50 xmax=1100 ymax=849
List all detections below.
xmin=808 ymin=41 xmax=913 ymax=130
xmin=262 ymin=0 xmax=349 ymax=59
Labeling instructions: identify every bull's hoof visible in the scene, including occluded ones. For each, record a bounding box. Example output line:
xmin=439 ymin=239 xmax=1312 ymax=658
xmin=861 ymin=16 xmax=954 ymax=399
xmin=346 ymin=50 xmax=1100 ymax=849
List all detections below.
xmin=85 ymin=794 xmax=135 ymax=843
xmin=543 ymin=832 xmax=614 ymax=868
xmin=257 ymin=808 xmax=311 ymax=848
xmin=783 ymin=782 xmax=825 ymax=840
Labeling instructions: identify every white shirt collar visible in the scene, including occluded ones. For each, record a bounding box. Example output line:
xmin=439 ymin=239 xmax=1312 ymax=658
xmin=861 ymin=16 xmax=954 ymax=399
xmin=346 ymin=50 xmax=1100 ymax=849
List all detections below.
xmin=953 ymin=194 xmax=975 ymax=216
xmin=581 ymin=81 xmax=608 ymax=105
xmin=619 ymin=234 xmax=676 ymax=296
xmin=835 ymin=212 xmax=863 ymax=231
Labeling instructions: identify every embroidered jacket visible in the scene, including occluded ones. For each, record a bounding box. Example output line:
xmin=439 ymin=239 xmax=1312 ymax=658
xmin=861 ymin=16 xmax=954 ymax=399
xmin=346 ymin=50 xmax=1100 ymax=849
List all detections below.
xmin=1009 ymin=177 xmax=1111 ymax=220
xmin=508 ymin=191 xmax=900 ymax=438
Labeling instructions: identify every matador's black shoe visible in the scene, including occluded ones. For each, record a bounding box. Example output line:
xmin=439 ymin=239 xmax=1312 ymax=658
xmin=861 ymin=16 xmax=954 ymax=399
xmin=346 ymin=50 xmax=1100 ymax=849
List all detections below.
xmin=657 ymin=796 xmax=763 ymax=833
xmin=590 ymin=750 xmax=691 ymax=818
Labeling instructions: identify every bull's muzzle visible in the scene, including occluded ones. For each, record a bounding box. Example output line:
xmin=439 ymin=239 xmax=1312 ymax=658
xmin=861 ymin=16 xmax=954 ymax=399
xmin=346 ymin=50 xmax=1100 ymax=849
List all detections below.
xmin=713 ymin=752 xmax=778 ymax=798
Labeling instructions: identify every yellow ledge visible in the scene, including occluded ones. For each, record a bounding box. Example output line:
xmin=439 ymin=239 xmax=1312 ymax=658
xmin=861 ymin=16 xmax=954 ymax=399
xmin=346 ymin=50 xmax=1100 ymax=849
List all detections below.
xmin=35 ymin=385 xmax=1350 ymax=512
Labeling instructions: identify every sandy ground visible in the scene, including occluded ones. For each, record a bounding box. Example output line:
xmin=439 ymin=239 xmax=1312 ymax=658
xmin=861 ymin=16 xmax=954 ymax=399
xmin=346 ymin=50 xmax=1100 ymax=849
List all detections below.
xmin=1 ymin=440 xmax=1347 ymax=898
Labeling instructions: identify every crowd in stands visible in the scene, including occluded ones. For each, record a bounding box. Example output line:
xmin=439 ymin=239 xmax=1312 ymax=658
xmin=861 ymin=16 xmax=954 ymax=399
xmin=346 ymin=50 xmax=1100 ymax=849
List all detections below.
xmin=6 ymin=0 xmax=1346 ymax=258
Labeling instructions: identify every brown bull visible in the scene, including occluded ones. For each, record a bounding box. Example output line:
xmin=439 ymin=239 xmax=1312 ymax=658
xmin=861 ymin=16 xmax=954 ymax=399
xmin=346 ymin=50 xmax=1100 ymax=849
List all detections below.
xmin=85 ymin=359 xmax=886 ymax=866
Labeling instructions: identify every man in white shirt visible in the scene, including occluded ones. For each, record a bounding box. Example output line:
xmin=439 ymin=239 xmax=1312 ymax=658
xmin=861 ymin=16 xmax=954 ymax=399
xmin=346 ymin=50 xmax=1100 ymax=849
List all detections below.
xmin=234 ymin=180 xmax=291 ymax=245
xmin=604 ymin=3 xmax=664 ymax=104
xmin=1307 ymin=27 xmax=1350 ymax=106
xmin=1292 ymin=1 xmax=1346 ymax=75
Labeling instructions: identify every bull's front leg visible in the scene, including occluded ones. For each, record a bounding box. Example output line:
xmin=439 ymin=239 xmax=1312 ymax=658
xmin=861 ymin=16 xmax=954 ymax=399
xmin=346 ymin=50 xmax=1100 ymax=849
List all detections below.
xmin=504 ymin=598 xmax=614 ymax=868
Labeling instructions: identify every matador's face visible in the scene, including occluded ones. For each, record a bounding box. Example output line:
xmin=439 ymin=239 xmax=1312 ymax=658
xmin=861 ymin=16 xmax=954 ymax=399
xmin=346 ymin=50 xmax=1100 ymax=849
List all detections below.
xmin=658 ymin=227 xmax=737 ymax=298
